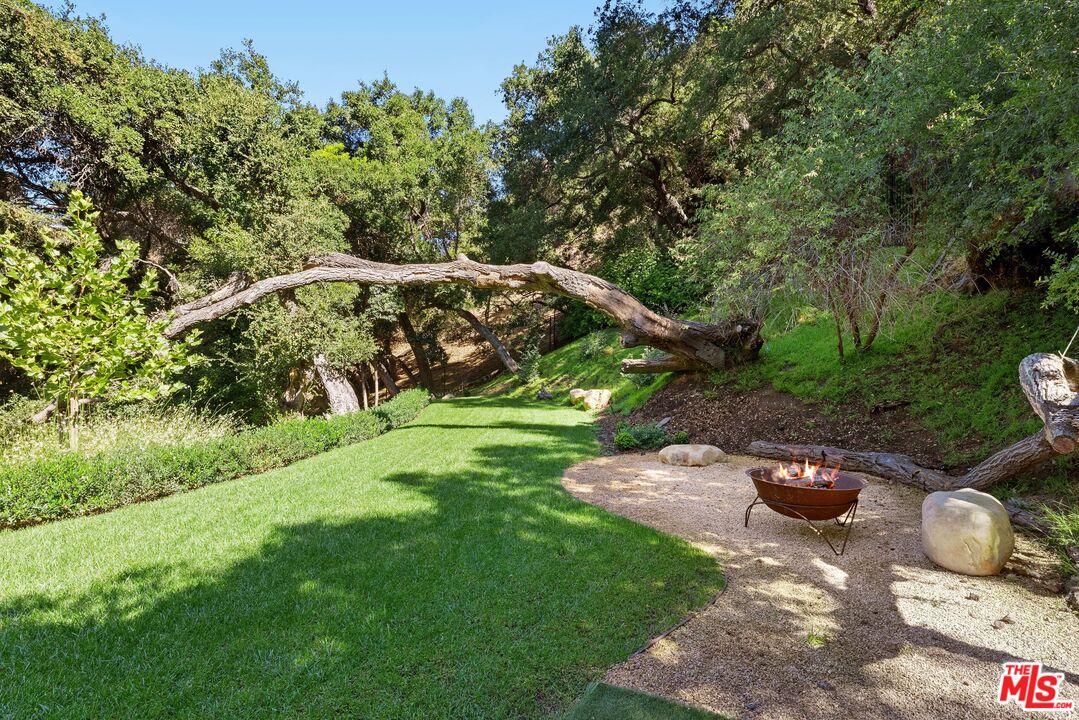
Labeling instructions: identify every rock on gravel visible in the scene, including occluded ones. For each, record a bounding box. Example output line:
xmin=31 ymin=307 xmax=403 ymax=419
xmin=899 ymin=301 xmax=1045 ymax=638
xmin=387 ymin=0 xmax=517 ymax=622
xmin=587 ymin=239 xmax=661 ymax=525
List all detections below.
xmin=659 ymin=444 xmax=726 ymax=467
xmin=922 ymin=489 xmax=1014 ymax=576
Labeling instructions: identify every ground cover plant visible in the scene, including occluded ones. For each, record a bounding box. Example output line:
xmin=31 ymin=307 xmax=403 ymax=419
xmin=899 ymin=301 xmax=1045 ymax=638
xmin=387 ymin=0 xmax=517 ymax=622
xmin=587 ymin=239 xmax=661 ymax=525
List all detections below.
xmin=0 ymin=397 xmax=722 ymax=719
xmin=0 ymin=390 xmax=430 ymax=528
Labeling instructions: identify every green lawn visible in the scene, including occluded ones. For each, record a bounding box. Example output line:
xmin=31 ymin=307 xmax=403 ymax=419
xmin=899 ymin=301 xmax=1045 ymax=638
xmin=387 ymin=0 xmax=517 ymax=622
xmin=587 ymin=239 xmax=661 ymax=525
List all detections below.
xmin=0 ymin=397 xmax=722 ymax=719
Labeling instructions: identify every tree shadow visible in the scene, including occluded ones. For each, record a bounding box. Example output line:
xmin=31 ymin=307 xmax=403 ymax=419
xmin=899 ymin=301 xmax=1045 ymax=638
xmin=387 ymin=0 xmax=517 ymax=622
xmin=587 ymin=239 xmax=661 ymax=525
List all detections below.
xmin=0 ymin=404 xmax=721 ymax=719
xmin=564 ymin=456 xmax=1079 ymax=719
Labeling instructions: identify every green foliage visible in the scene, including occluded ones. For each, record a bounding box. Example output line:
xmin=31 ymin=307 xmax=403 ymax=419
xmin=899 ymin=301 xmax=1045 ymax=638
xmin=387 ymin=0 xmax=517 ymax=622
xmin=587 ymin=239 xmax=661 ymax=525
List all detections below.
xmin=0 ymin=390 xmax=429 ymax=528
xmin=0 ymin=193 xmax=195 ymax=445
xmin=672 ymin=430 xmax=689 ymax=444
xmin=517 ymin=344 xmax=544 ymax=384
xmin=693 ymin=0 xmax=1079 ymax=339
xmin=614 ymin=422 xmax=669 ymax=451
xmin=576 ymin=332 xmax=608 ymax=361
xmin=731 ymin=290 xmax=1078 ymax=469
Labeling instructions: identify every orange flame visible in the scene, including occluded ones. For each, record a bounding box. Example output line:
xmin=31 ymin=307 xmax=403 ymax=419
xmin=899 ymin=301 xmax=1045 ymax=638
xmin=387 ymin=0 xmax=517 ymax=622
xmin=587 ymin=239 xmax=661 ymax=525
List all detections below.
xmin=774 ymin=458 xmax=841 ymax=487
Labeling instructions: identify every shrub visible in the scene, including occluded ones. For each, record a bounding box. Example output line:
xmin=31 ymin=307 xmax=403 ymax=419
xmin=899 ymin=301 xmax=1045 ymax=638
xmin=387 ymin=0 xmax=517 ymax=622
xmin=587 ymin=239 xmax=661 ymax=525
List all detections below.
xmin=576 ymin=332 xmax=607 ymax=361
xmin=672 ymin=430 xmax=689 ymax=444
xmin=0 ymin=390 xmax=430 ymax=528
xmin=517 ymin=345 xmax=543 ymax=384
xmin=613 ymin=422 xmax=669 ymax=451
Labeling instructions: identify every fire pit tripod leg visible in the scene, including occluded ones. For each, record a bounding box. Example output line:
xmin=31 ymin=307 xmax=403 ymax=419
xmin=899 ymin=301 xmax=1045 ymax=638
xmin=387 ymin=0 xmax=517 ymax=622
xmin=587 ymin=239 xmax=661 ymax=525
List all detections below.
xmin=743 ymin=496 xmax=860 ymax=556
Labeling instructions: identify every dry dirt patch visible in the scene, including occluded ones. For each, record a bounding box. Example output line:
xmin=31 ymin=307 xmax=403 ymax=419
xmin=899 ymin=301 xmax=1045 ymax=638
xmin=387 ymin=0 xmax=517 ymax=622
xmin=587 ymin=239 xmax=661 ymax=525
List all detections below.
xmin=563 ymin=454 xmax=1078 ymax=720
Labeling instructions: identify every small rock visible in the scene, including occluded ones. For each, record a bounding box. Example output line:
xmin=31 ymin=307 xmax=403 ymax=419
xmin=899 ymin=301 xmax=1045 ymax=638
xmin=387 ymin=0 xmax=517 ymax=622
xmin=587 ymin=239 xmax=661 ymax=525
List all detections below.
xmin=997 ymin=614 xmax=1015 ymax=625
xmin=659 ymin=444 xmax=726 ymax=467
xmin=992 ymin=620 xmax=1006 ymax=630
xmin=817 ymin=680 xmax=835 ymax=691
xmin=569 ymin=388 xmax=586 ymax=404
xmin=965 ymin=592 xmax=981 ymax=601
xmin=744 ymin=702 xmax=759 ymax=711
xmin=442 ymin=393 xmax=456 ymax=399
xmin=656 ymin=416 xmax=672 ymax=428
xmin=1063 ymin=576 xmax=1079 ymax=613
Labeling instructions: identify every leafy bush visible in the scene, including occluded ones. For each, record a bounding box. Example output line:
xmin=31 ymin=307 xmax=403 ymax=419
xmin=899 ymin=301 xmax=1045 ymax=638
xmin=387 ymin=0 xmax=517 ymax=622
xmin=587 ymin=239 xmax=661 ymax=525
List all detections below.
xmin=517 ymin=345 xmax=543 ymax=384
xmin=613 ymin=422 xmax=669 ymax=451
xmin=672 ymin=430 xmax=689 ymax=444
xmin=576 ymin=332 xmax=607 ymax=361
xmin=0 ymin=390 xmax=430 ymax=528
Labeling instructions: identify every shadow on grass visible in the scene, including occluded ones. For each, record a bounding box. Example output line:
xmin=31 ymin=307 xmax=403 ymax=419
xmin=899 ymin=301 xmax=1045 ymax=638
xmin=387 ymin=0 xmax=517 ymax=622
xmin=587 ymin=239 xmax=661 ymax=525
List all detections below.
xmin=0 ymin=399 xmax=721 ymax=719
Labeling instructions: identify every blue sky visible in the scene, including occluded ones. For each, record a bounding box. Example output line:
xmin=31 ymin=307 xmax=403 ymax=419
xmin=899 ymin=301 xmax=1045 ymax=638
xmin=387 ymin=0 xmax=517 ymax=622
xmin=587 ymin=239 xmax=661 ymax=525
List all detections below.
xmin=69 ymin=0 xmax=668 ymax=124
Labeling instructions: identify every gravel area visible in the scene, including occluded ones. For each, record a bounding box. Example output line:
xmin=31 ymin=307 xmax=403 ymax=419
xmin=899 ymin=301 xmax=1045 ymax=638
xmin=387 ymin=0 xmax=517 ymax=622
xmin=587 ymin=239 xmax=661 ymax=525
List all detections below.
xmin=563 ymin=454 xmax=1078 ymax=720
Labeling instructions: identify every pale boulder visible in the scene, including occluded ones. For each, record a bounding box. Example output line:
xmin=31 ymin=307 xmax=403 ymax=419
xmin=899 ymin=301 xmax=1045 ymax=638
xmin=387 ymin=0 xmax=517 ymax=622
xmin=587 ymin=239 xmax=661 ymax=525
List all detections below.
xmin=570 ymin=388 xmax=611 ymax=411
xmin=659 ymin=444 xmax=726 ymax=467
xmin=582 ymin=389 xmax=611 ymax=411
xmin=921 ymin=489 xmax=1014 ymax=576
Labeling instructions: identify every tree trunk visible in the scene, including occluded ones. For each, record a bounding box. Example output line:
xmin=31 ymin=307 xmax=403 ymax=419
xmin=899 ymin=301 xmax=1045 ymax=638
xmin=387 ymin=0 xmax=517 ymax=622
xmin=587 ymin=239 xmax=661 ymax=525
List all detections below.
xmin=164 ymin=254 xmax=761 ymax=372
xmin=370 ymin=361 xmax=380 ymax=407
xmin=397 ymin=311 xmax=435 ymax=390
xmin=313 ymin=354 xmax=361 ymax=415
xmin=376 ymin=357 xmax=400 ymax=396
xmin=451 ymin=307 xmax=520 ymax=374
xmin=67 ymin=396 xmax=79 ymax=451
xmin=621 ymin=354 xmax=706 ymax=374
xmin=748 ymin=353 xmax=1078 ymax=491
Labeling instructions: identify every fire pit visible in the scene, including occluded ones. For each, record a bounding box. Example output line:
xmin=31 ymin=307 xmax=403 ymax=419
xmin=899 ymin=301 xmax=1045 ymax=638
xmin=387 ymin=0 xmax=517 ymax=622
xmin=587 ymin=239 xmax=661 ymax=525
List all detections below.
xmin=745 ymin=460 xmax=867 ymax=555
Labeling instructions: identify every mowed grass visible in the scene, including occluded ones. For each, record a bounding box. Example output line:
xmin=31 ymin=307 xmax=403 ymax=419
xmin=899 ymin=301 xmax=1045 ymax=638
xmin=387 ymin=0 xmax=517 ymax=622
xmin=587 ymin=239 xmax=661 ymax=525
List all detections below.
xmin=0 ymin=397 xmax=722 ymax=719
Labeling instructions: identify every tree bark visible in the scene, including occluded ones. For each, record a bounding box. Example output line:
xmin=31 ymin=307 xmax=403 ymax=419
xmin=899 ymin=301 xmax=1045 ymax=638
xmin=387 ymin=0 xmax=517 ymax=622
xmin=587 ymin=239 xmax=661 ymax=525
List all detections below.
xmin=163 ymin=254 xmax=761 ymax=371
xmin=313 ymin=354 xmax=361 ymax=415
xmin=748 ymin=353 xmax=1078 ymax=492
xmin=621 ymin=354 xmax=706 ymax=374
xmin=450 ymin=307 xmax=520 ymax=374
xmin=376 ymin=357 xmax=400 ymax=396
xmin=1020 ymin=353 xmax=1079 ymax=453
xmin=397 ymin=311 xmax=435 ymax=390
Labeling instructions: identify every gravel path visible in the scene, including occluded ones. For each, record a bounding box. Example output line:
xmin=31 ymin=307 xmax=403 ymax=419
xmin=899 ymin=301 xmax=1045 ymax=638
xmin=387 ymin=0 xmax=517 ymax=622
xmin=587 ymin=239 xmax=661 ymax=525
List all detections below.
xmin=563 ymin=454 xmax=1078 ymax=720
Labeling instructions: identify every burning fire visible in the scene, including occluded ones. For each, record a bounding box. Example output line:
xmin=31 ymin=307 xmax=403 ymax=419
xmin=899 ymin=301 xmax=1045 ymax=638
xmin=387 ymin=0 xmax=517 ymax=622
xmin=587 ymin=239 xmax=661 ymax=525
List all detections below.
xmin=774 ymin=458 xmax=841 ymax=488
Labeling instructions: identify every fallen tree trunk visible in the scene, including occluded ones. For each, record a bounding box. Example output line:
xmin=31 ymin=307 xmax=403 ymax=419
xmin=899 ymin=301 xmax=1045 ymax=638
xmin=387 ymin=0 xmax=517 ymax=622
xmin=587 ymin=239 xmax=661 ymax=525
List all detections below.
xmin=163 ymin=254 xmax=760 ymax=371
xmin=748 ymin=352 xmax=1078 ymax=492
xmin=621 ymin=354 xmax=706 ymax=374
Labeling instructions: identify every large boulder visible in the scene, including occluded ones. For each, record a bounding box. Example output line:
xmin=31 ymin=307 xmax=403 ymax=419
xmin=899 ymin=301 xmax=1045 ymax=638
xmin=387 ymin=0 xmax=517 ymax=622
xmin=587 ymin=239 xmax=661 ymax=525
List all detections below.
xmin=570 ymin=388 xmax=611 ymax=411
xmin=659 ymin=444 xmax=726 ymax=467
xmin=922 ymin=489 xmax=1014 ymax=576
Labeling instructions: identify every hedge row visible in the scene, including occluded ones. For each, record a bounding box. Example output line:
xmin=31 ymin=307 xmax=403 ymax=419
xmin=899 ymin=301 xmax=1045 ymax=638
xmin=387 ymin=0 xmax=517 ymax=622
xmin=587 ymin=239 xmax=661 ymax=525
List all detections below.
xmin=0 ymin=389 xmax=430 ymax=529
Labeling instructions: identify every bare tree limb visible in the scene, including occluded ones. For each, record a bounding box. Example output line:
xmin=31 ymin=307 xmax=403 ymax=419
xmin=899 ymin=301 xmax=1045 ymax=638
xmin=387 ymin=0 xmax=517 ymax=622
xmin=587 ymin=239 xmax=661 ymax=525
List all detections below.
xmin=749 ymin=353 xmax=1077 ymax=492
xmin=164 ymin=254 xmax=760 ymax=371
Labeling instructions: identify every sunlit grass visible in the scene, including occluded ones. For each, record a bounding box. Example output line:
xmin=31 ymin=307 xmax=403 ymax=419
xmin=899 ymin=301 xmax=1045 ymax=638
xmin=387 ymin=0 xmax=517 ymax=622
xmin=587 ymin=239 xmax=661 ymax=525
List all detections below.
xmin=0 ymin=397 xmax=722 ymax=719
xmin=476 ymin=329 xmax=673 ymax=414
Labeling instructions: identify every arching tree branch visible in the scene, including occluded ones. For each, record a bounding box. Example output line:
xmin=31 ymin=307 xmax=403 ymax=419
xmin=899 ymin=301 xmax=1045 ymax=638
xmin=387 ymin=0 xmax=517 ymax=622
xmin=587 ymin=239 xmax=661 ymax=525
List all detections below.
xmin=164 ymin=254 xmax=761 ymax=370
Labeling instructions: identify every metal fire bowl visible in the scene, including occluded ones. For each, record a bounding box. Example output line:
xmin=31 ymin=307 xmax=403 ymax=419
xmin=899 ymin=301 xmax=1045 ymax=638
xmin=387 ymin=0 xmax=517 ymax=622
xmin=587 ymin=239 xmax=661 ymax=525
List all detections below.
xmin=746 ymin=467 xmax=867 ymax=521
